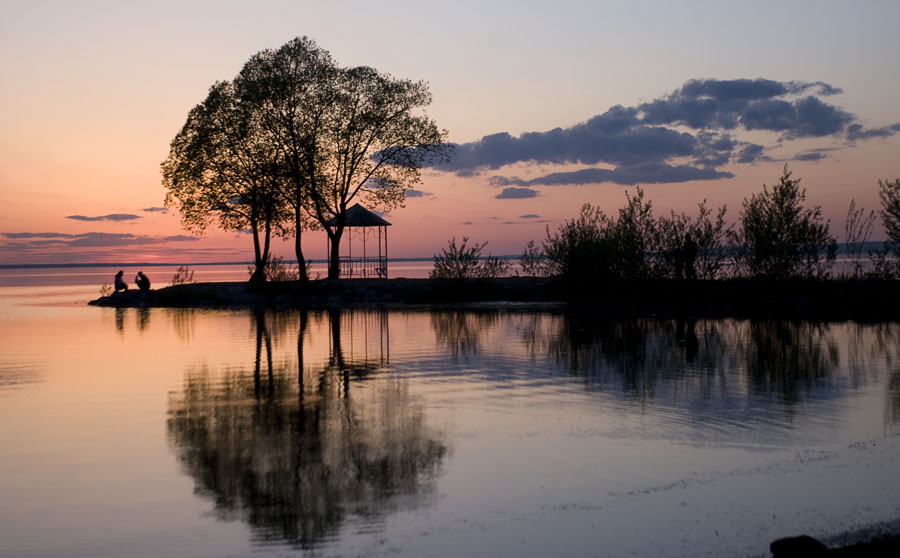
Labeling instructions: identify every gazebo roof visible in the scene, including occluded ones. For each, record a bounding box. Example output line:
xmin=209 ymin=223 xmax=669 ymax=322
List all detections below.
xmin=326 ymin=203 xmax=392 ymax=227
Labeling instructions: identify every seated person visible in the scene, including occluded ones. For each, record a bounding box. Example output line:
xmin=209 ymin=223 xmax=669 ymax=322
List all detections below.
xmin=135 ymin=271 xmax=151 ymax=291
xmin=114 ymin=270 xmax=128 ymax=292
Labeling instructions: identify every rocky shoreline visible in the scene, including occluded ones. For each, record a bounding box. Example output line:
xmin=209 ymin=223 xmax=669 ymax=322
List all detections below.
xmin=88 ymin=277 xmax=900 ymax=320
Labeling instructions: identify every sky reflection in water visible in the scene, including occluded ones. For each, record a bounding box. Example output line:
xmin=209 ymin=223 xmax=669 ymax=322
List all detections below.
xmin=1 ymin=288 xmax=899 ymax=557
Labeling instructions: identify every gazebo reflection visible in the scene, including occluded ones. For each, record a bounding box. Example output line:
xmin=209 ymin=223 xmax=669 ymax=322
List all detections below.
xmin=166 ymin=309 xmax=446 ymax=549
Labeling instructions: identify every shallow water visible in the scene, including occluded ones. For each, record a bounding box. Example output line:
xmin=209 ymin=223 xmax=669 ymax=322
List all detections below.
xmin=0 ymin=278 xmax=898 ymax=557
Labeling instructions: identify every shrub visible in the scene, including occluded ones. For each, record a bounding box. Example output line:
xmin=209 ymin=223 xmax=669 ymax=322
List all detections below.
xmin=518 ymin=239 xmax=550 ymax=277
xmin=658 ymin=201 xmax=731 ymax=279
xmin=542 ymin=204 xmax=613 ymax=281
xmin=171 ymin=264 xmax=195 ymax=286
xmin=430 ymin=237 xmax=509 ymax=279
xmin=842 ymin=199 xmax=876 ymax=279
xmin=730 ymin=165 xmax=836 ymax=279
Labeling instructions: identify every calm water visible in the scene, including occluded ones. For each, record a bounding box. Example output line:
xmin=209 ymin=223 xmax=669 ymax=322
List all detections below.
xmin=1 ymin=268 xmax=899 ymax=557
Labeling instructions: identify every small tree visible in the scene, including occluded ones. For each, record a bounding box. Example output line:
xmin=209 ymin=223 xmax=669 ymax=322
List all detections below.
xmin=731 ymin=165 xmax=836 ymax=279
xmin=543 ymin=204 xmax=613 ymax=281
xmin=608 ymin=187 xmax=660 ymax=278
xmin=658 ymin=201 xmax=731 ymax=279
xmin=519 ymin=239 xmax=550 ymax=277
xmin=878 ymin=178 xmax=900 ymax=247
xmin=430 ymin=237 xmax=508 ymax=279
xmin=842 ymin=199 xmax=876 ymax=279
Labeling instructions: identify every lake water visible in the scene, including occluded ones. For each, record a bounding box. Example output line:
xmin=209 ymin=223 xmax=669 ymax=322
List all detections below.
xmin=1 ymin=266 xmax=899 ymax=557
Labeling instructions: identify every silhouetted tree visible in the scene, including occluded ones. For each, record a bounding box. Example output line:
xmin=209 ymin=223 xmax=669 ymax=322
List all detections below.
xmin=234 ymin=38 xmax=338 ymax=280
xmin=842 ymin=199 xmax=876 ymax=278
xmin=658 ymin=201 xmax=731 ymax=279
xmin=236 ymin=37 xmax=449 ymax=280
xmin=731 ymin=165 xmax=836 ymax=279
xmin=162 ymin=82 xmax=288 ymax=282
xmin=430 ymin=237 xmax=508 ymax=279
xmin=879 ymin=178 xmax=900 ymax=246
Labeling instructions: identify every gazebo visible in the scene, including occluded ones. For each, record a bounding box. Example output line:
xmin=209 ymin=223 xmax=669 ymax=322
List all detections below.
xmin=326 ymin=204 xmax=391 ymax=279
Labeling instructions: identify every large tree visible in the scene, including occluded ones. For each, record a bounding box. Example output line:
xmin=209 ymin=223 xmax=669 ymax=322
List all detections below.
xmin=234 ymin=38 xmax=338 ymax=280
xmin=162 ymin=81 xmax=287 ymax=282
xmin=237 ymin=37 xmax=448 ymax=280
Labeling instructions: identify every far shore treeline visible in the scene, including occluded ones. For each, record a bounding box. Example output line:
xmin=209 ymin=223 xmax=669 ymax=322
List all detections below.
xmin=162 ymin=37 xmax=900 ymax=287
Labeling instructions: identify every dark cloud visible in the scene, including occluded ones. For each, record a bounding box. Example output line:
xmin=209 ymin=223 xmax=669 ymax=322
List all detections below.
xmin=404 ymin=189 xmax=433 ymax=198
xmin=429 ymin=78 xmax=896 ymax=188
xmin=846 ymin=123 xmax=900 ymax=141
xmin=2 ymin=231 xmax=198 ymax=249
xmin=142 ymin=207 xmax=169 ymax=213
xmin=3 ymin=232 xmax=75 ymax=239
xmin=495 ymin=187 xmax=539 ymax=199
xmin=519 ymin=214 xmax=541 ymax=219
xmin=66 ymin=214 xmax=142 ymax=222
xmin=794 ymin=151 xmax=828 ymax=162
xmin=493 ymin=163 xmax=733 ymax=187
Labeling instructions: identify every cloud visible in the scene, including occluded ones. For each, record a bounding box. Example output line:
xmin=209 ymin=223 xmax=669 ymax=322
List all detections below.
xmin=142 ymin=207 xmax=169 ymax=213
xmin=794 ymin=151 xmax=828 ymax=162
xmin=493 ymin=163 xmax=733 ymax=187
xmin=429 ymin=78 xmax=898 ymax=188
xmin=495 ymin=187 xmax=539 ymax=199
xmin=404 ymin=189 xmax=433 ymax=198
xmin=846 ymin=122 xmax=900 ymax=141
xmin=66 ymin=213 xmax=142 ymax=222
xmin=2 ymin=231 xmax=198 ymax=249
xmin=3 ymin=232 xmax=75 ymax=239
xmin=519 ymin=214 xmax=541 ymax=219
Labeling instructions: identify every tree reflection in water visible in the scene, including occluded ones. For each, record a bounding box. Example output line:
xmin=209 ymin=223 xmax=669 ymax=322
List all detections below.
xmin=430 ymin=310 xmax=500 ymax=360
xmin=166 ymin=309 xmax=447 ymax=549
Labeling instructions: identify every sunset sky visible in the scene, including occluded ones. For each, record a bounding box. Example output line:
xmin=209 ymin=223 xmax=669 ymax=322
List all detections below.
xmin=2 ymin=0 xmax=899 ymax=265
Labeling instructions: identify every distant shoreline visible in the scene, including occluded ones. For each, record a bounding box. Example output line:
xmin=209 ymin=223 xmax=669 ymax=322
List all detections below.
xmin=0 ymin=257 xmax=447 ymax=270
xmin=88 ymin=277 xmax=900 ymax=321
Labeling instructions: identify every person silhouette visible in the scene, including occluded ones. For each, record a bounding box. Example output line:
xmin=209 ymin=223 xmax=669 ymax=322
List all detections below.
xmin=135 ymin=271 xmax=151 ymax=291
xmin=114 ymin=270 xmax=129 ymax=292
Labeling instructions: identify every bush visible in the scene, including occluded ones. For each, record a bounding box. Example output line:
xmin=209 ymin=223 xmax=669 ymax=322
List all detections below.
xmin=842 ymin=200 xmax=876 ymax=279
xmin=246 ymin=256 xmax=300 ymax=282
xmin=542 ymin=203 xmax=614 ymax=281
xmin=658 ymin=201 xmax=731 ymax=279
xmin=430 ymin=237 xmax=509 ymax=279
xmin=730 ymin=165 xmax=836 ymax=279
xmin=171 ymin=265 xmax=195 ymax=286
xmin=518 ymin=239 xmax=550 ymax=277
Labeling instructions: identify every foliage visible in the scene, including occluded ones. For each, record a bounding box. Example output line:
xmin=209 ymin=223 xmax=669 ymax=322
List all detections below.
xmin=518 ymin=239 xmax=550 ymax=277
xmin=170 ymin=265 xmax=195 ymax=286
xmin=842 ymin=199 xmax=876 ymax=279
xmin=607 ymin=187 xmax=660 ymax=278
xmin=430 ymin=237 xmax=509 ymax=280
xmin=730 ymin=165 xmax=837 ymax=279
xmin=658 ymin=201 xmax=731 ymax=279
xmin=162 ymin=81 xmax=289 ymax=283
xmin=878 ymin=178 xmax=900 ymax=246
xmin=235 ymin=37 xmax=450 ymax=280
xmin=542 ymin=204 xmax=613 ymax=281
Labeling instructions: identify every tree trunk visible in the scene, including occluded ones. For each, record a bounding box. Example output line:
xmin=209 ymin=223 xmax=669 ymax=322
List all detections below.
xmin=295 ymin=209 xmax=308 ymax=281
xmin=328 ymin=226 xmax=344 ymax=280
xmin=249 ymin=220 xmax=267 ymax=283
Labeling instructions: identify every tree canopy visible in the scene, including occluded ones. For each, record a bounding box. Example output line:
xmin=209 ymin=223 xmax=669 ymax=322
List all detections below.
xmin=163 ymin=36 xmax=448 ymax=281
xmin=162 ymin=81 xmax=288 ymax=282
xmin=732 ymin=165 xmax=836 ymax=279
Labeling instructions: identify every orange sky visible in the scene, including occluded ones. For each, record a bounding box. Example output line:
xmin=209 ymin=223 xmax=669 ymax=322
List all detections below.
xmin=2 ymin=1 xmax=899 ymax=265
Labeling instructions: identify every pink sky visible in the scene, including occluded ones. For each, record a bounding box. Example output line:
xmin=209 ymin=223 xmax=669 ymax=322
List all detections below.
xmin=2 ymin=1 xmax=899 ymax=265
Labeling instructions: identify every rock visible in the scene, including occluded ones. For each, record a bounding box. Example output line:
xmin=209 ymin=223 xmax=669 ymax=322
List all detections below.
xmin=771 ymin=535 xmax=829 ymax=557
